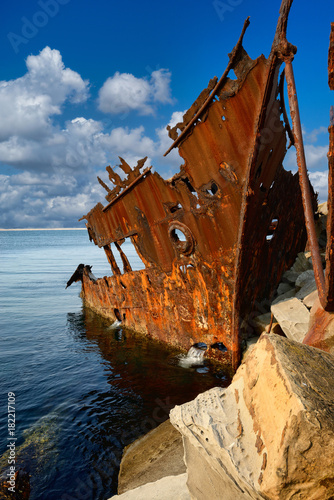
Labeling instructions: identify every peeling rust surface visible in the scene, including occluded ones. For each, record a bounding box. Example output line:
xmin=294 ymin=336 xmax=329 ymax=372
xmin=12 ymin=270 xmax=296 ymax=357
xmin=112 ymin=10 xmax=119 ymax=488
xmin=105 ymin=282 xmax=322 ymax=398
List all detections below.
xmin=325 ymin=23 xmax=334 ymax=311
xmin=325 ymin=108 xmax=334 ymax=311
xmin=68 ymin=0 xmax=314 ymax=370
xmin=329 ymin=22 xmax=334 ymax=91
xmin=303 ymin=304 xmax=333 ymax=353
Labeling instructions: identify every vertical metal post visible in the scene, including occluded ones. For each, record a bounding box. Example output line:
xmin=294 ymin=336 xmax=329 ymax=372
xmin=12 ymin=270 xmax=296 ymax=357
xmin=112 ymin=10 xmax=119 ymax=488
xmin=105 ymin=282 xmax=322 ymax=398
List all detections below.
xmin=324 ymin=24 xmax=334 ymax=310
xmin=325 ymin=107 xmax=334 ymax=310
xmin=284 ymin=59 xmax=326 ymax=307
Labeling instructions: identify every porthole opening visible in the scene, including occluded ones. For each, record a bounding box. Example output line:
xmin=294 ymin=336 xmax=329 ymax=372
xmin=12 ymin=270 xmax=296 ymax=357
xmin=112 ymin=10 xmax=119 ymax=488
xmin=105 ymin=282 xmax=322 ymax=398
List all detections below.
xmin=168 ymin=222 xmax=195 ymax=256
xmin=171 ymin=228 xmax=187 ymax=243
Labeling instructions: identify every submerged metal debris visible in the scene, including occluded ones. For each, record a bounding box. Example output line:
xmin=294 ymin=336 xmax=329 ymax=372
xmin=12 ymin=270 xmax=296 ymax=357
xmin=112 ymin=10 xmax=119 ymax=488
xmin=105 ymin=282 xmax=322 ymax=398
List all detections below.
xmin=68 ymin=0 xmax=320 ymax=370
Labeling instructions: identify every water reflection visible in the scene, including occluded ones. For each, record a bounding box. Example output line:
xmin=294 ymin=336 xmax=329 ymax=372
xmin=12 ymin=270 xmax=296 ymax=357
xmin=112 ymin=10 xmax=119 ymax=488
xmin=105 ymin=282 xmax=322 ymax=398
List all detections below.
xmin=68 ymin=307 xmax=231 ymax=409
xmin=11 ymin=306 xmax=231 ymax=500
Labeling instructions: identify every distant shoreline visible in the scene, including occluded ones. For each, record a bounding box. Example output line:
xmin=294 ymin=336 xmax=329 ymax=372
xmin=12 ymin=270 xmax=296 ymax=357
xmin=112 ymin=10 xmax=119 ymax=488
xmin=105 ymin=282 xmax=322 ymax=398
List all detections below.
xmin=0 ymin=228 xmax=86 ymax=231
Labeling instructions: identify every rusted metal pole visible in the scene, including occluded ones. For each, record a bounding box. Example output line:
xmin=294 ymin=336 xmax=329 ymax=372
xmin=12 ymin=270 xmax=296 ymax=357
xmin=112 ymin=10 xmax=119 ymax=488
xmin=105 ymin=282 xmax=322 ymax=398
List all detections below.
xmin=325 ymin=106 xmax=334 ymax=310
xmin=324 ymin=24 xmax=334 ymax=310
xmin=271 ymin=0 xmax=294 ymax=53
xmin=284 ymin=59 xmax=326 ymax=307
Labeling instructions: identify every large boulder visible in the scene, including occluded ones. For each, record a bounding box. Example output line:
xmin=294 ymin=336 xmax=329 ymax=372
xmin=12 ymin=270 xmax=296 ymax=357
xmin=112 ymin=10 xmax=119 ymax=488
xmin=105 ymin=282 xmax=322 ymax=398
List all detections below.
xmin=170 ymin=334 xmax=334 ymax=500
xmin=117 ymin=419 xmax=185 ymax=495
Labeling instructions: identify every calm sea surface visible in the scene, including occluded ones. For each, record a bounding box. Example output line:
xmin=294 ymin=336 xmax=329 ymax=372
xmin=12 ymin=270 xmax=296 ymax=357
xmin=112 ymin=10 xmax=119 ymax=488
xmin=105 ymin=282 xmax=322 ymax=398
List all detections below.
xmin=0 ymin=230 xmax=231 ymax=499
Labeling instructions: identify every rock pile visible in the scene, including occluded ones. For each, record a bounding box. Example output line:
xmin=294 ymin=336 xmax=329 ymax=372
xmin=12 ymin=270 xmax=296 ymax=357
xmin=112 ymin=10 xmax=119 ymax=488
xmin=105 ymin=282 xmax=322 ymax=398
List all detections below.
xmin=170 ymin=334 xmax=334 ymax=500
xmin=270 ymin=252 xmax=317 ymax=343
xmin=250 ymin=202 xmax=334 ymax=354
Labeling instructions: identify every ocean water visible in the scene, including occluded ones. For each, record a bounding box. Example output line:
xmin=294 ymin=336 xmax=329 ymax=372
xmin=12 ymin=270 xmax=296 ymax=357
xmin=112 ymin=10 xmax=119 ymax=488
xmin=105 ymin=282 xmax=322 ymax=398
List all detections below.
xmin=0 ymin=230 xmax=231 ymax=499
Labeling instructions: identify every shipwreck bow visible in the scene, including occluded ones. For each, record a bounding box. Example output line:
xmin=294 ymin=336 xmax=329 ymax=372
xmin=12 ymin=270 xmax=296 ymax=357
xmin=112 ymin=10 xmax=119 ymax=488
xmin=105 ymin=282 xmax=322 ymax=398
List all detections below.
xmin=68 ymin=0 xmax=317 ymax=370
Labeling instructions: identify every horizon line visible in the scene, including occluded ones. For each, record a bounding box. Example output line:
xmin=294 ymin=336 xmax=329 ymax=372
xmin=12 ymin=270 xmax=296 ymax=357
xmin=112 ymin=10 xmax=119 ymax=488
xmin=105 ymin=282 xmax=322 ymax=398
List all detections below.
xmin=0 ymin=228 xmax=86 ymax=231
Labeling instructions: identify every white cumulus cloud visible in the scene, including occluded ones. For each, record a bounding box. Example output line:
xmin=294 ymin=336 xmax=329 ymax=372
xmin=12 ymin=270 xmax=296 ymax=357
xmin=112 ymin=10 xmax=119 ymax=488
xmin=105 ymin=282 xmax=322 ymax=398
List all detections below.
xmin=304 ymin=144 xmax=328 ymax=169
xmin=98 ymin=69 xmax=174 ymax=116
xmin=309 ymin=171 xmax=328 ymax=203
xmin=0 ymin=47 xmax=89 ymax=141
xmin=284 ymin=138 xmax=328 ymax=172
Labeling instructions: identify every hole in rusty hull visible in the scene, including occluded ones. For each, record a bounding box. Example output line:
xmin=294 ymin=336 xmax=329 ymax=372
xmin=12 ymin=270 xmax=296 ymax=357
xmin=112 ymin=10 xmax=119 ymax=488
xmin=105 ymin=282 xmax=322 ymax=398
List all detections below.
xmin=170 ymin=203 xmax=182 ymax=213
xmin=266 ymin=217 xmax=279 ymax=242
xmin=211 ymin=342 xmax=228 ymax=352
xmin=255 ymin=162 xmax=263 ymax=180
xmin=206 ymin=182 xmax=219 ymax=196
xmin=192 ymin=342 xmax=207 ymax=350
xmin=114 ymin=308 xmax=121 ymax=321
xmin=182 ymin=177 xmax=199 ymax=199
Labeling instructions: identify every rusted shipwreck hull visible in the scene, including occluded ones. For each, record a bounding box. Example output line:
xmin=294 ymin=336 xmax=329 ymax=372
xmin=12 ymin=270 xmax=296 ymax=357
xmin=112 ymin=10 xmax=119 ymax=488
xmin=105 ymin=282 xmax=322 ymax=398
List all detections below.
xmin=68 ymin=1 xmax=316 ymax=369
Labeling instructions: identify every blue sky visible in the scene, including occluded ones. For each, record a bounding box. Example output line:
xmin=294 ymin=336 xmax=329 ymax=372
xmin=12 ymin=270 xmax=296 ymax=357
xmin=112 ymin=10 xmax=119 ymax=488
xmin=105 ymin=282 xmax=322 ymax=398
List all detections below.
xmin=0 ymin=0 xmax=332 ymax=228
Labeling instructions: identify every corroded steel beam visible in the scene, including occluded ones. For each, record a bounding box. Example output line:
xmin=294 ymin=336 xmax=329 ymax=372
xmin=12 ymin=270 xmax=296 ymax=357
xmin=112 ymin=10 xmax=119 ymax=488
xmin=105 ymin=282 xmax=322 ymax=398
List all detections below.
xmin=325 ymin=106 xmax=334 ymax=310
xmin=324 ymin=23 xmax=334 ymax=310
xmin=284 ymin=60 xmax=326 ymax=307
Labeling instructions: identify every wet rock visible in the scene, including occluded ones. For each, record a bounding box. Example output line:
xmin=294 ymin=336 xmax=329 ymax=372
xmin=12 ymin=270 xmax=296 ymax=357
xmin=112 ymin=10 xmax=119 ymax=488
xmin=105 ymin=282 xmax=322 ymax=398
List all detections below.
xmin=271 ymin=297 xmax=310 ymax=343
xmin=170 ymin=334 xmax=334 ymax=500
xmin=117 ymin=419 xmax=185 ymax=495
